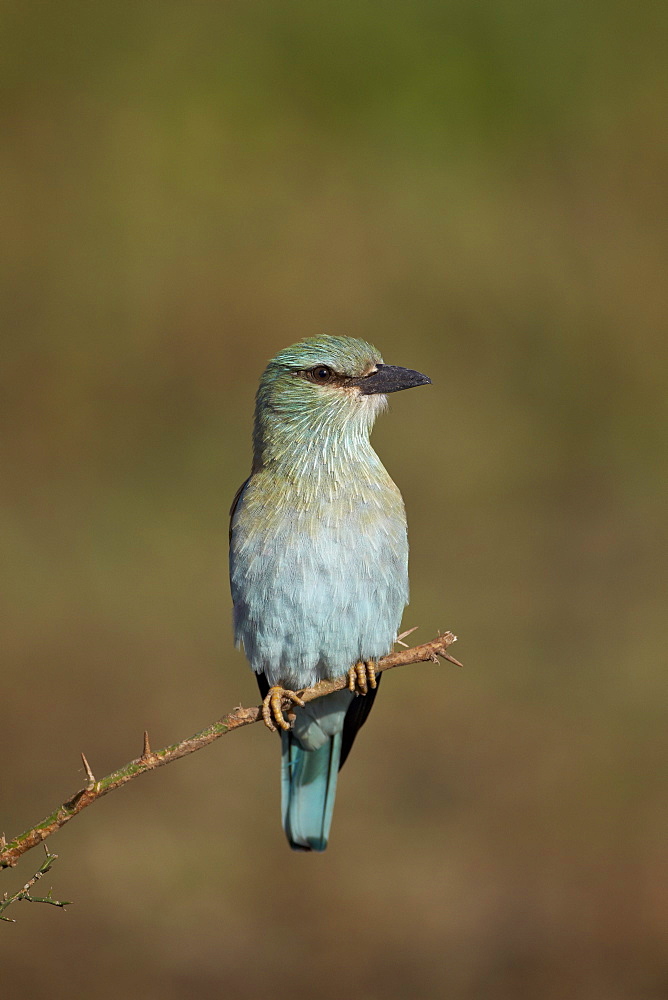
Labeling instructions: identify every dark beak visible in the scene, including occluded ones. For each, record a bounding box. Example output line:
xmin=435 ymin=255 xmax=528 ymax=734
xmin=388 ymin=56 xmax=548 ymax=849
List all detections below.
xmin=353 ymin=364 xmax=431 ymax=395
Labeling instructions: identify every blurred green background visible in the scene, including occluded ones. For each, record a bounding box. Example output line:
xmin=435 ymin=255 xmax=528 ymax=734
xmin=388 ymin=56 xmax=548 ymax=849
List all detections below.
xmin=2 ymin=2 xmax=666 ymax=998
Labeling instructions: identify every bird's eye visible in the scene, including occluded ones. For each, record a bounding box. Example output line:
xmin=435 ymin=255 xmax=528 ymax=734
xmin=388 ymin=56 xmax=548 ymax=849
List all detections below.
xmin=306 ymin=365 xmax=335 ymax=384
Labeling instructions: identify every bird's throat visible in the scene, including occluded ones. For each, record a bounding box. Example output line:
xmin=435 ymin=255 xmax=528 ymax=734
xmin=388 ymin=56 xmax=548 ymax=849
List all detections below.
xmin=252 ymin=393 xmax=386 ymax=484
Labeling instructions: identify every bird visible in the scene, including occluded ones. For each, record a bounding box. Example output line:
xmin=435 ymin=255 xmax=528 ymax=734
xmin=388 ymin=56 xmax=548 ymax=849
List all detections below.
xmin=229 ymin=335 xmax=430 ymax=851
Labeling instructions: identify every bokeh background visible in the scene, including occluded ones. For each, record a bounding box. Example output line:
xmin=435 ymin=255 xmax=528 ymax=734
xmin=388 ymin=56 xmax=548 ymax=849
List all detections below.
xmin=2 ymin=2 xmax=666 ymax=998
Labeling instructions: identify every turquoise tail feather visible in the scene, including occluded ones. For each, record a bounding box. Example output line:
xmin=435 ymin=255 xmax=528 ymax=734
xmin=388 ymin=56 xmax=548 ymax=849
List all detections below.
xmin=281 ymin=731 xmax=343 ymax=852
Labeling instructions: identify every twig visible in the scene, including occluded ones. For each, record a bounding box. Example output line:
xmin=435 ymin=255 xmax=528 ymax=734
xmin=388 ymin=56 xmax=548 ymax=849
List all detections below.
xmin=1 ymin=631 xmax=459 ymax=871
xmin=0 ymin=847 xmax=71 ymax=921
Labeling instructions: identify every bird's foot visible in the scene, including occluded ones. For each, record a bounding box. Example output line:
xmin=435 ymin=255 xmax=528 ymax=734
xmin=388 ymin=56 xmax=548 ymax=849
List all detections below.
xmin=261 ymin=686 xmax=305 ymax=733
xmin=347 ymin=660 xmax=377 ymax=696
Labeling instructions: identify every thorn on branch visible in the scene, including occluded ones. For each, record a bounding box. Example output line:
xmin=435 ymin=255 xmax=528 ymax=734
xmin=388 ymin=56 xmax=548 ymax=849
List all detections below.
xmin=443 ymin=653 xmax=464 ymax=667
xmin=80 ymin=753 xmax=96 ymax=791
xmin=142 ymin=731 xmax=152 ymax=759
xmin=396 ymin=625 xmax=419 ymax=647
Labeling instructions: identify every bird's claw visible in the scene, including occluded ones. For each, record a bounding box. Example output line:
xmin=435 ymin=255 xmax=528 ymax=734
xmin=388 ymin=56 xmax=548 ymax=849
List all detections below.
xmin=262 ymin=686 xmax=305 ymax=732
xmin=347 ymin=660 xmax=377 ymax=696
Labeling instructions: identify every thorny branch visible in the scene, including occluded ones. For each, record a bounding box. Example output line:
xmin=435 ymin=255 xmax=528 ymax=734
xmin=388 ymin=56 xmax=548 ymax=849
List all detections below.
xmin=1 ymin=632 xmax=460 ymax=873
xmin=0 ymin=847 xmax=71 ymax=921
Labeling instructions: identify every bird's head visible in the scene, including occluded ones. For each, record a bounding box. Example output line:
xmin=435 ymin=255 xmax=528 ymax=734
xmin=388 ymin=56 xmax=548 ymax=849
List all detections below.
xmin=252 ymin=335 xmax=430 ymax=470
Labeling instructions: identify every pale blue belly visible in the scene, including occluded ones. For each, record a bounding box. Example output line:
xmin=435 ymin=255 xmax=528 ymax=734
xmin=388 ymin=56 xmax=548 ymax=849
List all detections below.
xmin=230 ymin=487 xmax=408 ymax=689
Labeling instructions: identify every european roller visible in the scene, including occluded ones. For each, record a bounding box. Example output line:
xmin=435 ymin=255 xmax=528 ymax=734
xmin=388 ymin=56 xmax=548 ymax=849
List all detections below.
xmin=229 ymin=336 xmax=430 ymax=851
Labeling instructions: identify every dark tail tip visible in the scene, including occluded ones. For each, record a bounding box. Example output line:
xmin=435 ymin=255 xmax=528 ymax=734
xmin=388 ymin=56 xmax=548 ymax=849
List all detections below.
xmin=288 ymin=834 xmax=328 ymax=852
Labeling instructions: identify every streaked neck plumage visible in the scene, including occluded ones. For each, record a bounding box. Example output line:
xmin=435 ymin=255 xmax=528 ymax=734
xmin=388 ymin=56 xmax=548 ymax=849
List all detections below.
xmin=252 ymin=383 xmax=388 ymax=490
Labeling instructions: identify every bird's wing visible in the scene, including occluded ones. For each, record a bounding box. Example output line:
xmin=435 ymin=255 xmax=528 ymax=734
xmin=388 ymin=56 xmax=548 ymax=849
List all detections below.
xmin=229 ymin=477 xmax=250 ymax=543
xmin=339 ymin=673 xmax=382 ymax=770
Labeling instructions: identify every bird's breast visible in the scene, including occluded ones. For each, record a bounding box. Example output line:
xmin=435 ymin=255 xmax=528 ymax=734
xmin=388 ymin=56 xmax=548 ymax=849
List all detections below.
xmin=229 ymin=467 xmax=409 ymax=688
